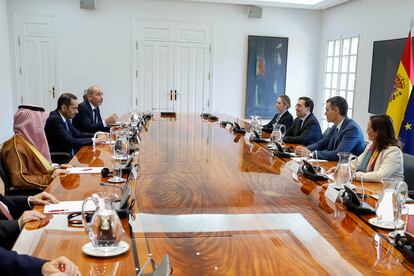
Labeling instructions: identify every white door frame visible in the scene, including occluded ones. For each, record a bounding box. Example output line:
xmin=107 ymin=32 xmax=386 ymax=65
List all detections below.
xmin=132 ymin=17 xmax=215 ymax=113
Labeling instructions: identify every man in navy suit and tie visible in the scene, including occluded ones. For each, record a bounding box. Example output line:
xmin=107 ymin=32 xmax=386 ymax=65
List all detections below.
xmin=45 ymin=93 xmax=106 ymax=163
xmin=283 ymin=97 xmax=322 ymax=146
xmin=295 ymin=96 xmax=364 ymax=161
xmin=0 ymin=192 xmax=58 ymax=250
xmin=73 ymin=85 xmax=117 ymax=133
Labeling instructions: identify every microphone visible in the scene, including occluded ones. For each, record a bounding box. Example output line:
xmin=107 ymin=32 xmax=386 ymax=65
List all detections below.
xmin=360 ymin=174 xmax=365 ymax=203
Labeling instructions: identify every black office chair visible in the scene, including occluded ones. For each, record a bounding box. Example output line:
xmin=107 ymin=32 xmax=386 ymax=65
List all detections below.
xmin=403 ymin=153 xmax=414 ymax=196
xmin=0 ymin=148 xmax=44 ymax=196
xmin=50 ymin=152 xmax=72 ymax=165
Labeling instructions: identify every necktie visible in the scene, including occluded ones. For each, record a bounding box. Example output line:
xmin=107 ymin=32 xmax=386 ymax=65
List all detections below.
xmin=333 ymin=126 xmax=340 ymax=148
xmin=299 ymin=119 xmax=304 ymax=130
xmin=64 ymin=120 xmax=70 ymax=132
xmin=93 ymin=109 xmax=98 ymax=124
xmin=0 ymin=202 xmax=13 ymax=221
xmin=64 ymin=120 xmax=75 ymax=156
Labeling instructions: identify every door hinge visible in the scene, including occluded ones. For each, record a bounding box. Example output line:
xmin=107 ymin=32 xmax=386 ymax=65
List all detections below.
xmin=20 ymin=96 xmax=23 ymax=103
xmin=18 ymin=37 xmax=20 ymax=46
xmin=136 ymin=98 xmax=138 ymax=106
xmin=207 ymin=99 xmax=210 ymax=108
xmin=19 ymin=67 xmax=22 ymax=75
xmin=209 ymin=45 xmax=211 ymax=53
xmin=136 ymin=41 xmax=138 ymax=50
xmin=208 ymin=73 xmax=211 ymax=80
xmin=136 ymin=70 xmax=138 ymax=78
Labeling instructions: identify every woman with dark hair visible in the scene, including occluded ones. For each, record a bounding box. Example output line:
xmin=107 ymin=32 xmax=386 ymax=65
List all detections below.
xmin=352 ymin=114 xmax=403 ymax=182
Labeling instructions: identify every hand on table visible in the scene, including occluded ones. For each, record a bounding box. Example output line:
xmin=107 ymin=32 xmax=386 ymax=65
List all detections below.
xmin=18 ymin=210 xmax=46 ymax=227
xmin=41 ymin=256 xmax=81 ymax=276
xmin=28 ymin=192 xmax=59 ymax=205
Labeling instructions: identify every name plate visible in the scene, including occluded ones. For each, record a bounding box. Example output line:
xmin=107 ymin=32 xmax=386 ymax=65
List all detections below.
xmin=325 ymin=185 xmax=340 ymax=203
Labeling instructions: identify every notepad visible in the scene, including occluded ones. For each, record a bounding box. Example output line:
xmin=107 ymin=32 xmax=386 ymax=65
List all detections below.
xmin=44 ymin=201 xmax=96 ymax=214
xmin=65 ymin=167 xmax=104 ymax=174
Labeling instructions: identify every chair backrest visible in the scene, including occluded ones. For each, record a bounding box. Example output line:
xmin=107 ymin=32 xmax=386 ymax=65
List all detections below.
xmin=403 ymin=153 xmax=414 ymax=191
xmin=0 ymin=144 xmax=4 ymax=195
xmin=0 ymin=148 xmax=11 ymax=193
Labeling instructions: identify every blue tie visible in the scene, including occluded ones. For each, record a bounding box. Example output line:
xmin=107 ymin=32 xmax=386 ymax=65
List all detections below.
xmin=64 ymin=120 xmax=74 ymax=156
xmin=64 ymin=120 xmax=70 ymax=131
xmin=93 ymin=109 xmax=98 ymax=124
xmin=333 ymin=126 xmax=340 ymax=148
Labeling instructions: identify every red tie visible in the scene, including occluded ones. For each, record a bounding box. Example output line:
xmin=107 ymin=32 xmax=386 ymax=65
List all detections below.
xmin=0 ymin=202 xmax=13 ymax=221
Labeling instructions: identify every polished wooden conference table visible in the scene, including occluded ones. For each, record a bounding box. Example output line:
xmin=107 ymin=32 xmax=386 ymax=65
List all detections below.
xmin=12 ymin=113 xmax=414 ymax=275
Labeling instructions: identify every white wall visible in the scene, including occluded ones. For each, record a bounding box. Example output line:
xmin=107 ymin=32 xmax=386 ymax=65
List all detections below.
xmin=0 ymin=0 xmax=13 ymax=142
xmin=320 ymin=0 xmax=414 ymax=135
xmin=7 ymin=0 xmax=322 ymax=119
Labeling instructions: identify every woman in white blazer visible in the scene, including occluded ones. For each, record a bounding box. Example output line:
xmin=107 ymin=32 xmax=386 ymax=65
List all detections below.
xmin=352 ymin=114 xmax=404 ymax=182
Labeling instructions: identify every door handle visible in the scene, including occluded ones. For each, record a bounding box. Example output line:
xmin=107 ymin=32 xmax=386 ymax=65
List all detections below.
xmin=167 ymin=90 xmax=172 ymax=101
xmin=49 ymin=86 xmax=56 ymax=98
xmin=174 ymin=90 xmax=177 ymax=101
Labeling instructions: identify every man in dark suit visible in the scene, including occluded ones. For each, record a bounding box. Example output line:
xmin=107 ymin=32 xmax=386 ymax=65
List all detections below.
xmin=0 ymin=247 xmax=79 ymax=275
xmin=0 ymin=192 xmax=58 ymax=249
xmin=283 ymin=97 xmax=322 ymax=145
xmin=296 ymin=96 xmax=364 ymax=161
xmin=262 ymin=95 xmax=293 ymax=132
xmin=73 ymin=85 xmax=117 ymax=133
xmin=45 ymin=93 xmax=106 ymax=163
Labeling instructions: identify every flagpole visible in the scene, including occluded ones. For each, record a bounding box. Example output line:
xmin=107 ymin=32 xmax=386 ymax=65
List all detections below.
xmin=410 ymin=17 xmax=413 ymax=33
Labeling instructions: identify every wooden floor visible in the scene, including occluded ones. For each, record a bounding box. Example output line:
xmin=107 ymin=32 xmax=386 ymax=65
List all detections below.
xmin=13 ymin=113 xmax=414 ymax=275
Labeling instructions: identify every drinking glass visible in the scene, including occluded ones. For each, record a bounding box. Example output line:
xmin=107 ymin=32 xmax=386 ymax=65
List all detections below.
xmin=272 ymin=124 xmax=286 ymax=145
xmin=108 ymin=136 xmax=129 ymax=183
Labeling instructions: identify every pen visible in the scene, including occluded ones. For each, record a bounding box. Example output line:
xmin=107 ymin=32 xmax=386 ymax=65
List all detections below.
xmin=48 ymin=209 xmax=66 ymax=213
xmin=82 ymin=168 xmax=92 ymax=171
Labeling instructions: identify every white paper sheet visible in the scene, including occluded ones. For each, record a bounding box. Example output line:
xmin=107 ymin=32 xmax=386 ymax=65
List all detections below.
xmin=65 ymin=167 xmax=104 ymax=174
xmin=44 ymin=201 xmax=96 ymax=214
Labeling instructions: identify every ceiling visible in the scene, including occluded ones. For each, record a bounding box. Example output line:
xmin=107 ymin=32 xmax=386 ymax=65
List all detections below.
xmin=173 ymin=0 xmax=351 ymax=9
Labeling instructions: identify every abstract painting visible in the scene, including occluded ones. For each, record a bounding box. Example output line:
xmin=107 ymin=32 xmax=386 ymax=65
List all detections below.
xmin=246 ymin=36 xmax=288 ymax=119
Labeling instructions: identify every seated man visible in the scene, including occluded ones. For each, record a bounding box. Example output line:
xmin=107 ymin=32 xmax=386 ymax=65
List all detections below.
xmin=0 ymin=192 xmax=58 ymax=249
xmin=283 ymin=97 xmax=322 ymax=146
xmin=0 ymin=247 xmax=79 ymax=276
xmin=73 ymin=85 xmax=117 ymax=133
xmin=2 ymin=105 xmax=68 ymax=191
xmin=45 ymin=93 xmax=105 ymax=162
xmin=295 ymin=96 xmax=365 ymax=161
xmin=262 ymin=95 xmax=293 ymax=133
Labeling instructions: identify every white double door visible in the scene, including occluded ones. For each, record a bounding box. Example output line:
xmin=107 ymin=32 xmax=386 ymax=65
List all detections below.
xmin=135 ymin=20 xmax=212 ymax=114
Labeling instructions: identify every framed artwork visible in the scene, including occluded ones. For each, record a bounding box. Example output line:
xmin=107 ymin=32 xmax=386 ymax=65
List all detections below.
xmin=245 ymin=35 xmax=288 ymax=119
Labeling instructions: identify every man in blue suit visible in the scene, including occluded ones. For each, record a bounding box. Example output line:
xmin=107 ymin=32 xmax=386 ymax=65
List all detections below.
xmin=45 ymin=93 xmax=106 ymax=163
xmin=0 ymin=192 xmax=57 ymax=249
xmin=73 ymin=85 xmax=117 ymax=133
xmin=295 ymin=96 xmax=364 ymax=161
xmin=283 ymin=97 xmax=322 ymax=146
xmin=0 ymin=247 xmax=79 ymax=275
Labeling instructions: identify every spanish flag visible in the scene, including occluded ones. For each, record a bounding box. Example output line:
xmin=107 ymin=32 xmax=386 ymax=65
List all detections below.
xmin=386 ymin=32 xmax=414 ymax=137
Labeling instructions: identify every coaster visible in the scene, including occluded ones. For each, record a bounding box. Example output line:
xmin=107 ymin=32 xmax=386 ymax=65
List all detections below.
xmin=82 ymin=241 xmax=129 ymax=257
